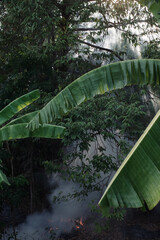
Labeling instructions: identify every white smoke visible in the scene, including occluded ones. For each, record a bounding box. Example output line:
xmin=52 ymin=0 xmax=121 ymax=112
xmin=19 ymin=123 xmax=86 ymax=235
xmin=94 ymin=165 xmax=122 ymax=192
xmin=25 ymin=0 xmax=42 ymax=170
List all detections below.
xmin=3 ymin=174 xmax=100 ymax=240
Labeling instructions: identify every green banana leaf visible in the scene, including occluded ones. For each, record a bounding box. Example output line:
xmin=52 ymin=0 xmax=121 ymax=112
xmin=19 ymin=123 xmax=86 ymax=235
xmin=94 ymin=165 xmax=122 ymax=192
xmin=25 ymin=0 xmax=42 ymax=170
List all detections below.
xmin=139 ymin=0 xmax=160 ymax=23
xmin=0 ymin=89 xmax=40 ymax=126
xmin=0 ymin=123 xmax=65 ymax=141
xmin=0 ymin=115 xmax=65 ymax=185
xmin=28 ymin=59 xmax=160 ymax=130
xmin=4 ymin=111 xmax=65 ymax=138
xmin=99 ymin=110 xmax=160 ymax=211
xmin=27 ymin=59 xmax=160 ymax=211
xmin=6 ymin=111 xmax=39 ymax=126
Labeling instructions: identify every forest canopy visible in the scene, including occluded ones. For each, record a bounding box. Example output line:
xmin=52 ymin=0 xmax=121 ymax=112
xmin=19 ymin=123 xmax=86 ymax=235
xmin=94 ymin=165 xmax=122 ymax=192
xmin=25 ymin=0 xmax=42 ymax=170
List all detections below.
xmin=0 ymin=0 xmax=160 ymax=239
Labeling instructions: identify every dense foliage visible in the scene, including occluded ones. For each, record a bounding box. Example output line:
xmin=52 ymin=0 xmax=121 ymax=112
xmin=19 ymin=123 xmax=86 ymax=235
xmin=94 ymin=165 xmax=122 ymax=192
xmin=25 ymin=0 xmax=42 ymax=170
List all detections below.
xmin=47 ymin=87 xmax=150 ymax=201
xmin=0 ymin=0 xmax=158 ymax=104
xmin=0 ymin=0 xmax=160 ymax=237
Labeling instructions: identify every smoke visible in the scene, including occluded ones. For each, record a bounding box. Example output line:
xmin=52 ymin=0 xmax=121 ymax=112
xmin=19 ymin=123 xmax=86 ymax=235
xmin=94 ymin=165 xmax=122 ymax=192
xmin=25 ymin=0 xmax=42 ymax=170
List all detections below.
xmin=2 ymin=133 xmax=119 ymax=240
xmin=4 ymin=174 xmax=99 ymax=240
xmin=11 ymin=135 xmax=122 ymax=239
xmin=3 ymin=133 xmax=132 ymax=240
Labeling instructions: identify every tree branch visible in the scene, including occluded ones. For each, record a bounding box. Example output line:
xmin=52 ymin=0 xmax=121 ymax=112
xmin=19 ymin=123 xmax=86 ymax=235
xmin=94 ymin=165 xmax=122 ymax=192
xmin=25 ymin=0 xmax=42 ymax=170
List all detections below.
xmin=79 ymin=40 xmax=123 ymax=61
xmin=74 ymin=28 xmax=102 ymax=31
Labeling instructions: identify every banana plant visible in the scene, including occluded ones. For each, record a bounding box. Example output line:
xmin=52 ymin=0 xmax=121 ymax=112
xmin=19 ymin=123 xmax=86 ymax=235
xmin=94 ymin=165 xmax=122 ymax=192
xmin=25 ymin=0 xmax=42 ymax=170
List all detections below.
xmin=27 ymin=59 xmax=160 ymax=212
xmin=0 ymin=90 xmax=65 ymax=185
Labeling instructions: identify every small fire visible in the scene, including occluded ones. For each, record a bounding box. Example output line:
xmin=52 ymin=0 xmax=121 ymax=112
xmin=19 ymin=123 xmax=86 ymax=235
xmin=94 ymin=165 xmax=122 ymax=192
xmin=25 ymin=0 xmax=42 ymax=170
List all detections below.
xmin=75 ymin=217 xmax=84 ymax=229
xmin=47 ymin=216 xmax=84 ymax=233
xmin=80 ymin=217 xmax=83 ymax=226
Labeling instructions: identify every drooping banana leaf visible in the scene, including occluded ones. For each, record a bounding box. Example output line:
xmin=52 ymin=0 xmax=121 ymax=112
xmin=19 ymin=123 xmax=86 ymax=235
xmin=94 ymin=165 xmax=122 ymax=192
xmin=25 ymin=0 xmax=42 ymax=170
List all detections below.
xmin=27 ymin=59 xmax=160 ymax=211
xmin=138 ymin=0 xmax=160 ymax=23
xmin=0 ymin=123 xmax=65 ymax=141
xmin=0 ymin=89 xmax=40 ymax=126
xmin=28 ymin=59 xmax=160 ymax=130
xmin=6 ymin=111 xmax=39 ymax=126
xmin=99 ymin=110 xmax=160 ymax=211
xmin=0 ymin=120 xmax=65 ymax=185
xmin=5 ymin=111 xmax=65 ymax=138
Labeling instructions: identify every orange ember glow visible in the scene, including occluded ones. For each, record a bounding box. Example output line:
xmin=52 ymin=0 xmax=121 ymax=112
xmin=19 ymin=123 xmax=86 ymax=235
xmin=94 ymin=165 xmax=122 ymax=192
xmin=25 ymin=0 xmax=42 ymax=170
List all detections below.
xmin=75 ymin=217 xmax=84 ymax=229
xmin=80 ymin=217 xmax=83 ymax=226
xmin=47 ymin=216 xmax=84 ymax=232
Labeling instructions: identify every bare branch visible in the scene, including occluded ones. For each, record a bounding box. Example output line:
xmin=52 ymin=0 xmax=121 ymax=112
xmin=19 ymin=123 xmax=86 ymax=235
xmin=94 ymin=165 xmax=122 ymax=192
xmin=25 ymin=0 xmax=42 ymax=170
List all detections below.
xmin=74 ymin=28 xmax=102 ymax=31
xmin=79 ymin=40 xmax=123 ymax=61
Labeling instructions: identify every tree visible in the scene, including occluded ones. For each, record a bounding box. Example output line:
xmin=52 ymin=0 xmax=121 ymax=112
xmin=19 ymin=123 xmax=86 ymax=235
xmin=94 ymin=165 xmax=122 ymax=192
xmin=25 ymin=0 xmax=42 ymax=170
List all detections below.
xmin=139 ymin=0 xmax=160 ymax=23
xmin=0 ymin=0 xmax=158 ymax=106
xmin=49 ymin=88 xmax=148 ymax=203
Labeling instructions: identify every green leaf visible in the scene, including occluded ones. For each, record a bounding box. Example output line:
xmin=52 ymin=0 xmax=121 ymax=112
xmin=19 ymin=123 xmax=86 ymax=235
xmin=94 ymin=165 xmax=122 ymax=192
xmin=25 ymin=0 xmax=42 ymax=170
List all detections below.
xmin=0 ymin=123 xmax=65 ymax=141
xmin=6 ymin=111 xmax=39 ymax=126
xmin=28 ymin=59 xmax=160 ymax=130
xmin=2 ymin=108 xmax=65 ymax=140
xmin=0 ymin=89 xmax=40 ymax=127
xmin=27 ymin=59 xmax=160 ymax=211
xmin=99 ymin=110 xmax=160 ymax=211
